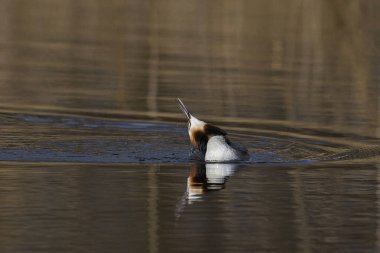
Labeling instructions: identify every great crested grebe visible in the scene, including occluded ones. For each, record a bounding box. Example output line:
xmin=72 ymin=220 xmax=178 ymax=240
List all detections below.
xmin=177 ymin=98 xmax=250 ymax=162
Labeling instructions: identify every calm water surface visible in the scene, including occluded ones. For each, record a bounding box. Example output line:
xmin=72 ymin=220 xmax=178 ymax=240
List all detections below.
xmin=0 ymin=0 xmax=380 ymax=252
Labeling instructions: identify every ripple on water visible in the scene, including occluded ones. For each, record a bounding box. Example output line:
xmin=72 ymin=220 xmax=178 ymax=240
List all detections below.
xmin=0 ymin=112 xmax=379 ymax=164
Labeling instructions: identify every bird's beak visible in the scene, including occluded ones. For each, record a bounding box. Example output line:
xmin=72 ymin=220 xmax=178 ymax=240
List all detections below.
xmin=177 ymin=98 xmax=191 ymax=121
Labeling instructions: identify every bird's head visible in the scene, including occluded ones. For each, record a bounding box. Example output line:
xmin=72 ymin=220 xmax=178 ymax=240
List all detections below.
xmin=177 ymin=98 xmax=227 ymax=155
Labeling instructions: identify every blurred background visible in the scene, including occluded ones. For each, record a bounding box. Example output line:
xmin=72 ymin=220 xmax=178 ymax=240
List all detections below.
xmin=1 ymin=1 xmax=380 ymax=253
xmin=0 ymin=0 xmax=379 ymax=137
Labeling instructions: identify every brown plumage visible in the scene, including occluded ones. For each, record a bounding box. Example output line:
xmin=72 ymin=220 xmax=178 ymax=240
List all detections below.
xmin=190 ymin=124 xmax=229 ymax=155
xmin=177 ymin=98 xmax=249 ymax=162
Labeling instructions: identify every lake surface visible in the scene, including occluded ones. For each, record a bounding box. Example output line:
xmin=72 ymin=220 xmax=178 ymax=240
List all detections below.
xmin=0 ymin=0 xmax=380 ymax=252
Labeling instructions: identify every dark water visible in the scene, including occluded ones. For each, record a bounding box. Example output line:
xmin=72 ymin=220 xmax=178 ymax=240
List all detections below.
xmin=0 ymin=0 xmax=380 ymax=252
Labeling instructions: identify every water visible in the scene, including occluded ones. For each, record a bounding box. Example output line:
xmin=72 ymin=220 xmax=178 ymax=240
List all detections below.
xmin=0 ymin=0 xmax=380 ymax=252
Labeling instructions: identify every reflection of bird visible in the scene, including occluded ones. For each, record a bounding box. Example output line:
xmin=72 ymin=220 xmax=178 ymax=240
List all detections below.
xmin=187 ymin=163 xmax=237 ymax=201
xmin=177 ymin=98 xmax=250 ymax=162
xmin=175 ymin=163 xmax=238 ymax=220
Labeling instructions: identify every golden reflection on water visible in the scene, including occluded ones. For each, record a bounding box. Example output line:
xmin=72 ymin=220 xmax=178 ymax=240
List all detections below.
xmin=0 ymin=2 xmax=379 ymax=252
xmin=0 ymin=0 xmax=379 ymax=137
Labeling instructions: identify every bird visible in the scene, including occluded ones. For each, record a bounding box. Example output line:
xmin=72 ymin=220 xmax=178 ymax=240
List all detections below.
xmin=177 ymin=98 xmax=250 ymax=162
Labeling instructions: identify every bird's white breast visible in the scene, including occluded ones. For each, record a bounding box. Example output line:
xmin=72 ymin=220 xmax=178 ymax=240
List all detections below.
xmin=205 ymin=136 xmax=249 ymax=162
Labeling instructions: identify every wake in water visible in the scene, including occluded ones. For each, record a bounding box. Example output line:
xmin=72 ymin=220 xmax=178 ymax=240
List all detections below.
xmin=0 ymin=112 xmax=379 ymax=164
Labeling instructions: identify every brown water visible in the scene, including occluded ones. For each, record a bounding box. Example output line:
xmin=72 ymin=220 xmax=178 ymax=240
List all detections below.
xmin=0 ymin=0 xmax=380 ymax=252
